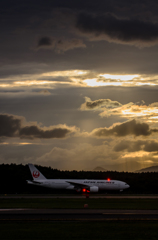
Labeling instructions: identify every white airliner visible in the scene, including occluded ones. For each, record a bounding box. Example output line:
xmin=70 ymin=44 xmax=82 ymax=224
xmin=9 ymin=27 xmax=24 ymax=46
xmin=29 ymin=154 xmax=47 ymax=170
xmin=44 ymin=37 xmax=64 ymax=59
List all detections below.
xmin=27 ymin=164 xmax=130 ymax=194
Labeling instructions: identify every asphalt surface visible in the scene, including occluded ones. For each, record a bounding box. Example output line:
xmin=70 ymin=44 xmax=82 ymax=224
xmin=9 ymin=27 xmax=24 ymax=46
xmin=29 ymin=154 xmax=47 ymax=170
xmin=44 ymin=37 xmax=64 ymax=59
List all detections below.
xmin=1 ymin=194 xmax=158 ymax=198
xmin=1 ymin=195 xmax=158 ymax=221
xmin=1 ymin=209 xmax=158 ymax=221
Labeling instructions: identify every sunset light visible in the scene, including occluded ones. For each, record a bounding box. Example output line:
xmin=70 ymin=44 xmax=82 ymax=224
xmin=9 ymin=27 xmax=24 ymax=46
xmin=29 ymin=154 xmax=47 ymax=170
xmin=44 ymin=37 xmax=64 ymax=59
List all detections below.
xmin=1 ymin=0 xmax=158 ymax=173
xmin=100 ymin=74 xmax=139 ymax=81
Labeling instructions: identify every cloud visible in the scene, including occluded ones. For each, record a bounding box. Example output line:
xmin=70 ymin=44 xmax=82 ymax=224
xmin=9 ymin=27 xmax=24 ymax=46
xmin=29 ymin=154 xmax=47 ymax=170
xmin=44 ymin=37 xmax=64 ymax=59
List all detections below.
xmin=37 ymin=37 xmax=86 ymax=52
xmin=91 ymin=119 xmax=158 ymax=138
xmin=100 ymin=101 xmax=158 ymax=122
xmin=80 ymin=97 xmax=158 ymax=123
xmin=113 ymin=139 xmax=158 ymax=164
xmin=0 ymin=114 xmax=78 ymax=139
xmin=55 ymin=38 xmax=86 ymax=52
xmin=19 ymin=126 xmax=71 ymax=139
xmin=113 ymin=139 xmax=158 ymax=152
xmin=2 ymin=69 xmax=158 ymax=91
xmin=80 ymin=97 xmax=122 ymax=110
xmin=80 ymin=73 xmax=158 ymax=87
xmin=76 ymin=13 xmax=158 ymax=47
xmin=35 ymin=143 xmax=116 ymax=170
xmin=35 ymin=140 xmax=158 ymax=171
xmin=143 ymin=141 xmax=158 ymax=152
xmin=37 ymin=90 xmax=51 ymax=95
xmin=0 ymin=114 xmax=22 ymax=137
xmin=37 ymin=37 xmax=55 ymax=49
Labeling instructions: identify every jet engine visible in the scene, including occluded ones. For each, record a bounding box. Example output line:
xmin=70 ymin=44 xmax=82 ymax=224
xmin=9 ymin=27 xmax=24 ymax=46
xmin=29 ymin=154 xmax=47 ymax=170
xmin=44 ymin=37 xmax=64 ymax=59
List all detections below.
xmin=89 ymin=186 xmax=99 ymax=192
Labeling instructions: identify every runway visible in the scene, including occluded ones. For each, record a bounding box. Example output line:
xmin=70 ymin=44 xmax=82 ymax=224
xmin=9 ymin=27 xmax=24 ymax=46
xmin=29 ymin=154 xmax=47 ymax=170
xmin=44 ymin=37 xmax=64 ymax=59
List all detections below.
xmin=1 ymin=194 xmax=158 ymax=198
xmin=1 ymin=195 xmax=158 ymax=221
xmin=1 ymin=209 xmax=158 ymax=221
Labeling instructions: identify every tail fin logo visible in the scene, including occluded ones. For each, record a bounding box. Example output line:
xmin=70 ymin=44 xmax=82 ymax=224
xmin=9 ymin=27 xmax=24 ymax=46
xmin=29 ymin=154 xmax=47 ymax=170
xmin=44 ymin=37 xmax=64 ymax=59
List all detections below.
xmin=33 ymin=171 xmax=40 ymax=178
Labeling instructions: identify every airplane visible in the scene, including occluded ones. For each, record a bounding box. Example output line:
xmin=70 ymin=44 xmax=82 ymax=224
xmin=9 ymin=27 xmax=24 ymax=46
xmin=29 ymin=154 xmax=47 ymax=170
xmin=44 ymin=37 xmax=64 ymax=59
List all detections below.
xmin=27 ymin=164 xmax=130 ymax=196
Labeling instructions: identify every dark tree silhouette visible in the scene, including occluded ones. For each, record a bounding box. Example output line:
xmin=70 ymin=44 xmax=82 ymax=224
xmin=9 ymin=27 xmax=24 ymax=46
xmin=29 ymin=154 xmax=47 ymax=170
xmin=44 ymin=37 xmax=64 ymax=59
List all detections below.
xmin=0 ymin=164 xmax=158 ymax=194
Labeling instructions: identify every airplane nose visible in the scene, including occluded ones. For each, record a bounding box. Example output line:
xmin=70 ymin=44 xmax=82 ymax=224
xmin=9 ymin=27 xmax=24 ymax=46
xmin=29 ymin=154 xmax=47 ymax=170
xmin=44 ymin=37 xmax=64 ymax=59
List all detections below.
xmin=125 ymin=184 xmax=130 ymax=189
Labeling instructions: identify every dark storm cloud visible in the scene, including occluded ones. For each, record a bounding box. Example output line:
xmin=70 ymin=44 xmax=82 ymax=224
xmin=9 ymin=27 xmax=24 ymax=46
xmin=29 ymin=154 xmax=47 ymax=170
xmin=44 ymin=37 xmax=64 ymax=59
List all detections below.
xmin=19 ymin=126 xmax=70 ymax=139
xmin=114 ymin=139 xmax=158 ymax=152
xmin=0 ymin=115 xmax=22 ymax=137
xmin=0 ymin=114 xmax=76 ymax=139
xmin=92 ymin=119 xmax=158 ymax=138
xmin=76 ymin=13 xmax=158 ymax=46
xmin=1 ymin=1 xmax=158 ymax=75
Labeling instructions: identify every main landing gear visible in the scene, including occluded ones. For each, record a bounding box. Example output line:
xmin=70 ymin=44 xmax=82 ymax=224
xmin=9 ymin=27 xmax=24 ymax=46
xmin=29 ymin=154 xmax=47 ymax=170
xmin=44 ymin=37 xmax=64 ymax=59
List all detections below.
xmin=82 ymin=188 xmax=90 ymax=198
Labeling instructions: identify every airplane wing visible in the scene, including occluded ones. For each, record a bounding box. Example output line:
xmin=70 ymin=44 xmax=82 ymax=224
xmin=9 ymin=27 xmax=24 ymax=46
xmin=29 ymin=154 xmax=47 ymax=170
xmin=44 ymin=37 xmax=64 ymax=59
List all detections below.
xmin=66 ymin=181 xmax=90 ymax=190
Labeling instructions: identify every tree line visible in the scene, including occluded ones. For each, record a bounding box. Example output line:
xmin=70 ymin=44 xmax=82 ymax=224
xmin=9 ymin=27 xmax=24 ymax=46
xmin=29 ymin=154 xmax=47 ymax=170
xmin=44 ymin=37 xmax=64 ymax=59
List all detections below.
xmin=0 ymin=164 xmax=158 ymax=194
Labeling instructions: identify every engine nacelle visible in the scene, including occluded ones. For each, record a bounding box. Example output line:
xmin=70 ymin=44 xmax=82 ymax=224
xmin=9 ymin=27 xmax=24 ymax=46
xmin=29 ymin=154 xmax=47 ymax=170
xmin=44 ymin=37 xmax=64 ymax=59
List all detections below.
xmin=89 ymin=186 xmax=99 ymax=193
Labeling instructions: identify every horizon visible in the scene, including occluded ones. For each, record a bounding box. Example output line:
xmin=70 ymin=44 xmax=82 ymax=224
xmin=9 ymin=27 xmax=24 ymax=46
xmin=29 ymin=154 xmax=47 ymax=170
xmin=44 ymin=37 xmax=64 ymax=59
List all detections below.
xmin=1 ymin=163 xmax=158 ymax=173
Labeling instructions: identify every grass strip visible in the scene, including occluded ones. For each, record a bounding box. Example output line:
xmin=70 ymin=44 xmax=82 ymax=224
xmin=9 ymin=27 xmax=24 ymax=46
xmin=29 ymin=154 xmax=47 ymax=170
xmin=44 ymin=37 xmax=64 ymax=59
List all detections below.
xmin=1 ymin=221 xmax=158 ymax=240
xmin=1 ymin=198 xmax=158 ymax=209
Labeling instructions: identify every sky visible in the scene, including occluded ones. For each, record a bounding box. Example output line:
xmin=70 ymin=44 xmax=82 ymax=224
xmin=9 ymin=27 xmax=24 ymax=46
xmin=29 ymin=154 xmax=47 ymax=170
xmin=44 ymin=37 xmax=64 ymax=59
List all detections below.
xmin=1 ymin=0 xmax=158 ymax=171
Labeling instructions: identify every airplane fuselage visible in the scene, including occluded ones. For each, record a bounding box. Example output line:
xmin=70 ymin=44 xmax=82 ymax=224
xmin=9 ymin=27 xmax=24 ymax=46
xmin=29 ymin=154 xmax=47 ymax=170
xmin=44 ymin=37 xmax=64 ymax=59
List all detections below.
xmin=27 ymin=179 xmax=129 ymax=192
